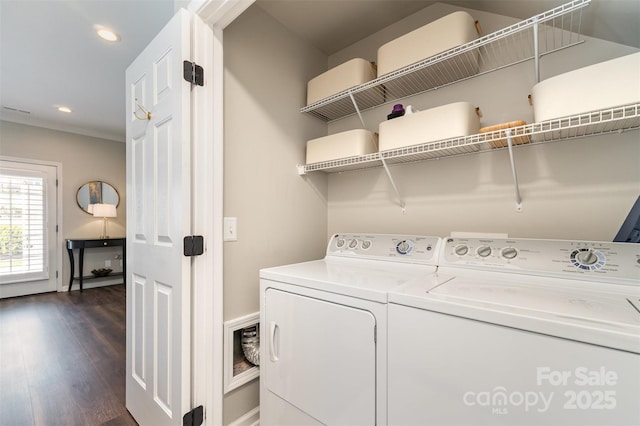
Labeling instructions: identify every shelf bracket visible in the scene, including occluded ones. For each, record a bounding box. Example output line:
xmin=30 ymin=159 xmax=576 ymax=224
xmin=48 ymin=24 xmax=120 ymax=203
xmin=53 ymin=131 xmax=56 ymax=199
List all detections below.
xmin=505 ymin=129 xmax=523 ymax=212
xmin=380 ymin=156 xmax=406 ymax=213
xmin=349 ymin=93 xmax=367 ymax=129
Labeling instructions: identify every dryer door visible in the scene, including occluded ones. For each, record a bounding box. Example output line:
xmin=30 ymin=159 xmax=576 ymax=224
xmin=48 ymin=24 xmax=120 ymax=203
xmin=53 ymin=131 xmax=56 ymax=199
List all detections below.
xmin=264 ymin=288 xmax=376 ymax=425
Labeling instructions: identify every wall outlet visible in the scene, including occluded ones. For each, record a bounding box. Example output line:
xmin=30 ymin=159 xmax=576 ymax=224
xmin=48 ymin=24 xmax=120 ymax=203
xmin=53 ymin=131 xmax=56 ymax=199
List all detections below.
xmin=105 ymin=259 xmax=112 ymax=268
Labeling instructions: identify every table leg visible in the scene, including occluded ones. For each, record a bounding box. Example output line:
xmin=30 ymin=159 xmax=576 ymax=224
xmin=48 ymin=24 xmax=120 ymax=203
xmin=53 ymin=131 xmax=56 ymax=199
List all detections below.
xmin=67 ymin=247 xmax=74 ymax=291
xmin=78 ymin=248 xmax=85 ymax=292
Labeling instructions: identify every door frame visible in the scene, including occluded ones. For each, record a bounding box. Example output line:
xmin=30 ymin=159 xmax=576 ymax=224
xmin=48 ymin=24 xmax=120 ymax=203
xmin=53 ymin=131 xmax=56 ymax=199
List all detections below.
xmin=187 ymin=1 xmax=254 ymax=425
xmin=0 ymin=155 xmax=63 ymax=294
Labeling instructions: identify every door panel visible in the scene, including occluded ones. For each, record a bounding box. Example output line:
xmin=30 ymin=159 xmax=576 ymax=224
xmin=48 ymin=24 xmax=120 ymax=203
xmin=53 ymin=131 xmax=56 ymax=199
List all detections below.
xmin=125 ymin=8 xmax=194 ymax=425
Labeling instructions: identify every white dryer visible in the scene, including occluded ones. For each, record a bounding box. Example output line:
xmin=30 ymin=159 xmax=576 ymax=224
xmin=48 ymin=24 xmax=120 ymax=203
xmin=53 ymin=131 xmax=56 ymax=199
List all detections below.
xmin=259 ymin=233 xmax=442 ymax=426
xmin=388 ymin=236 xmax=640 ymax=426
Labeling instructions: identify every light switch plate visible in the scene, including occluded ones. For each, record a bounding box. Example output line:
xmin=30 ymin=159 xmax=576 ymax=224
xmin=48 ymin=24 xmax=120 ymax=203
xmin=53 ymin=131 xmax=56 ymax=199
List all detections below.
xmin=224 ymin=217 xmax=238 ymax=241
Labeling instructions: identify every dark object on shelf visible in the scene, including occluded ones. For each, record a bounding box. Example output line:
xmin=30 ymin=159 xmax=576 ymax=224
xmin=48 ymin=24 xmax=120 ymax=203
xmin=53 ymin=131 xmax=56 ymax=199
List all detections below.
xmin=387 ymin=103 xmax=405 ymax=120
xmin=91 ymin=268 xmax=112 ymax=277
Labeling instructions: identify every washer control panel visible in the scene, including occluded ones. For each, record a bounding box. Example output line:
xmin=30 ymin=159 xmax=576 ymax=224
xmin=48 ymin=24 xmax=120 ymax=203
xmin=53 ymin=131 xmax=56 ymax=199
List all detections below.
xmin=329 ymin=234 xmax=441 ymax=265
xmin=442 ymin=236 xmax=640 ymax=282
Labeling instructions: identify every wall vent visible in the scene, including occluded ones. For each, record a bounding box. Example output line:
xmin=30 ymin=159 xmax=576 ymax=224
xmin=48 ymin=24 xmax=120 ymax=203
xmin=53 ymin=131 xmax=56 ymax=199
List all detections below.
xmin=2 ymin=106 xmax=31 ymax=114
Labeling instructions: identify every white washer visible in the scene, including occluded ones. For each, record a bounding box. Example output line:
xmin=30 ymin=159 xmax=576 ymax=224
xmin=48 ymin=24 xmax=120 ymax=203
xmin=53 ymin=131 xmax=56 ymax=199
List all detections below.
xmin=259 ymin=233 xmax=442 ymax=426
xmin=388 ymin=236 xmax=640 ymax=426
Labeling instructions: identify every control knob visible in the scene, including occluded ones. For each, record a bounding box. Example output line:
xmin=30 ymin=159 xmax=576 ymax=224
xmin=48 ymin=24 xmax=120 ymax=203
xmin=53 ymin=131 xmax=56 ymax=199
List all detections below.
xmin=477 ymin=245 xmax=492 ymax=258
xmin=576 ymin=249 xmax=598 ymax=266
xmin=348 ymin=239 xmax=358 ymax=249
xmin=396 ymin=240 xmax=414 ymax=255
xmin=501 ymin=247 xmax=518 ymax=260
xmin=454 ymin=244 xmax=469 ymax=256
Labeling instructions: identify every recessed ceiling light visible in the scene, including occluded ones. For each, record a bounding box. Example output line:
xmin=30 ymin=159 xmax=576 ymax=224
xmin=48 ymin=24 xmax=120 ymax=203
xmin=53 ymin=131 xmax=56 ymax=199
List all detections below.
xmin=58 ymin=106 xmax=72 ymax=113
xmin=95 ymin=25 xmax=120 ymax=42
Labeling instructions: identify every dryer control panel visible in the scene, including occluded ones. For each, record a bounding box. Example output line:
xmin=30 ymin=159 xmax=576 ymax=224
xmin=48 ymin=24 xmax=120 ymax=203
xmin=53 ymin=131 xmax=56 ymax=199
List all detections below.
xmin=328 ymin=234 xmax=441 ymax=265
xmin=441 ymin=236 xmax=640 ymax=283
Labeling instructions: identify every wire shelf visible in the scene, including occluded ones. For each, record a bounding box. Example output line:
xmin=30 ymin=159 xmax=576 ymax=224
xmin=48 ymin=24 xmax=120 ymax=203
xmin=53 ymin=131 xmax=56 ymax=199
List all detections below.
xmin=300 ymin=0 xmax=590 ymax=122
xmin=297 ymin=104 xmax=640 ymax=175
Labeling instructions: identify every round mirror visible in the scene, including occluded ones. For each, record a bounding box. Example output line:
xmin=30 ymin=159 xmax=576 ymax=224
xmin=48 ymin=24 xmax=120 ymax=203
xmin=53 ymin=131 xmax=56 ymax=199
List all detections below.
xmin=76 ymin=181 xmax=120 ymax=215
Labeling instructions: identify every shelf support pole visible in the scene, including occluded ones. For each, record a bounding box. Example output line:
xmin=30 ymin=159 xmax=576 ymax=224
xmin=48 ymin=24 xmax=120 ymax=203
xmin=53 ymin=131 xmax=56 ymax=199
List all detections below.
xmin=380 ymin=156 xmax=406 ymax=213
xmin=533 ymin=18 xmax=540 ymax=83
xmin=505 ymin=128 xmax=523 ymax=212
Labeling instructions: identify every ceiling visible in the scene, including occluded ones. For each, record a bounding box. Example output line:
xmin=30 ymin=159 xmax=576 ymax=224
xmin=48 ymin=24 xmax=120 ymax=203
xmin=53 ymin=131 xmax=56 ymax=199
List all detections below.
xmin=1 ymin=0 xmax=638 ymax=143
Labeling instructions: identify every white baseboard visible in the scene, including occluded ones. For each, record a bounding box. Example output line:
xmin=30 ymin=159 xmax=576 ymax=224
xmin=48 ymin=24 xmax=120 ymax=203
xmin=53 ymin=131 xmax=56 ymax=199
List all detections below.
xmin=228 ymin=406 xmax=259 ymax=426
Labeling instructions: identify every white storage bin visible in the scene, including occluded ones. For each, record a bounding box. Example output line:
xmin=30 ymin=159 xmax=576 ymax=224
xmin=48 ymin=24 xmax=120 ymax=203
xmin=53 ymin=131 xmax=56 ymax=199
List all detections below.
xmin=306 ymin=58 xmax=377 ymax=106
xmin=531 ymin=52 xmax=640 ymax=122
xmin=378 ymin=102 xmax=480 ymax=151
xmin=377 ymin=11 xmax=479 ymax=77
xmin=306 ymin=129 xmax=378 ymax=164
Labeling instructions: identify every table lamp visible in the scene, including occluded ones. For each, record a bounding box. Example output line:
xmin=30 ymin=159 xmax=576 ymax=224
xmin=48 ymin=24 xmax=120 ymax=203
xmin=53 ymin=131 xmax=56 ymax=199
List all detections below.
xmin=93 ymin=203 xmax=117 ymax=239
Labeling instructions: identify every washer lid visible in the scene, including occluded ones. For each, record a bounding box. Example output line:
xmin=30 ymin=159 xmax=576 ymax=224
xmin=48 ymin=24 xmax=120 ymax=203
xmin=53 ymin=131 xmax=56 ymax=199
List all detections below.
xmin=389 ymin=274 xmax=640 ymax=353
xmin=260 ymin=257 xmax=439 ymax=302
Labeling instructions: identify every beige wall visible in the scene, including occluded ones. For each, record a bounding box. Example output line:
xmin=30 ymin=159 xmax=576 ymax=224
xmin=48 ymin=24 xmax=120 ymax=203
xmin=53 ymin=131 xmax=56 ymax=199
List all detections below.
xmin=222 ymin=4 xmax=328 ymax=423
xmin=325 ymin=3 xmax=640 ymax=241
xmin=0 ymin=121 xmax=126 ymax=289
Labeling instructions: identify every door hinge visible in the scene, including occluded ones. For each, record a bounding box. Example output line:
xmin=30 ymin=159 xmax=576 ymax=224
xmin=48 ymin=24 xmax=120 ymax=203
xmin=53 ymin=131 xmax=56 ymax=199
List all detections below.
xmin=183 ymin=235 xmax=204 ymax=257
xmin=183 ymin=60 xmax=204 ymax=86
xmin=183 ymin=405 xmax=204 ymax=426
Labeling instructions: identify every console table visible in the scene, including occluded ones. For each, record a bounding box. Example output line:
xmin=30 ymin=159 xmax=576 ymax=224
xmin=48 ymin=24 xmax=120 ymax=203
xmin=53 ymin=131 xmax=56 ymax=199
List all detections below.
xmin=66 ymin=238 xmax=126 ymax=292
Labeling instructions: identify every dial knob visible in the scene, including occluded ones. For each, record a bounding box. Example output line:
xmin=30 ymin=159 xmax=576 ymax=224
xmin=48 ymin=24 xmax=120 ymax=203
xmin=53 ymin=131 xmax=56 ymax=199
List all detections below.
xmin=477 ymin=246 xmax=492 ymax=258
xmin=576 ymin=250 xmax=598 ymax=265
xmin=454 ymin=244 xmax=469 ymax=256
xmin=396 ymin=240 xmax=413 ymax=255
xmin=348 ymin=239 xmax=358 ymax=249
xmin=361 ymin=240 xmax=372 ymax=250
xmin=501 ymin=247 xmax=518 ymax=260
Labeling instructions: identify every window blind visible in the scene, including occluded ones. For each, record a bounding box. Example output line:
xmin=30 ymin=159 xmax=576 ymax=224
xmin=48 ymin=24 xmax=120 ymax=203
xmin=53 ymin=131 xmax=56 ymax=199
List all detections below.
xmin=0 ymin=172 xmax=48 ymax=282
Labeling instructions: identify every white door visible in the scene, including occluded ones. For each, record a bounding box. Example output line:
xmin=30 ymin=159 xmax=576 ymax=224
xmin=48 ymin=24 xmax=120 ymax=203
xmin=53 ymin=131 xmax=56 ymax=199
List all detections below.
xmin=125 ymin=9 xmax=204 ymax=425
xmin=0 ymin=159 xmax=59 ymax=298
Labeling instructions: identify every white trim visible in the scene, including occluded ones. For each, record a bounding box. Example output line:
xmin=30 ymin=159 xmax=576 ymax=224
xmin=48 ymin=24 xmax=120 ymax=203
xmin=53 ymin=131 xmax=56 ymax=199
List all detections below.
xmin=190 ymin=9 xmax=217 ymax=426
xmin=223 ymin=313 xmax=260 ymax=393
xmin=209 ymin=24 xmax=225 ymax=426
xmin=0 ymin=155 xmax=63 ymax=295
xmin=187 ymin=1 xmax=250 ymax=424
xmin=228 ymin=406 xmax=260 ymax=426
xmin=189 ymin=0 xmax=255 ymax=28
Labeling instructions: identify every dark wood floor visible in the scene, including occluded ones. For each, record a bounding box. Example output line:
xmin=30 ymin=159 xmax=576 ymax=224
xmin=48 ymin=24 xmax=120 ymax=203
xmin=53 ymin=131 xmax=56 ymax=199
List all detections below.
xmin=0 ymin=285 xmax=138 ymax=426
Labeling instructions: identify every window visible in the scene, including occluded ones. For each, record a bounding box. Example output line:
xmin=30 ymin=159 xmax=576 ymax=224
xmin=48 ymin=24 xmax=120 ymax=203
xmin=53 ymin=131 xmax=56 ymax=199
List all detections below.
xmin=0 ymin=170 xmax=48 ymax=283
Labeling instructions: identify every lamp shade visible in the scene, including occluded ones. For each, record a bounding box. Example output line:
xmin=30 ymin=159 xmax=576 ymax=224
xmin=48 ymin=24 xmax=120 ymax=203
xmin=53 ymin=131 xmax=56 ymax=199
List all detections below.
xmin=93 ymin=203 xmax=117 ymax=218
